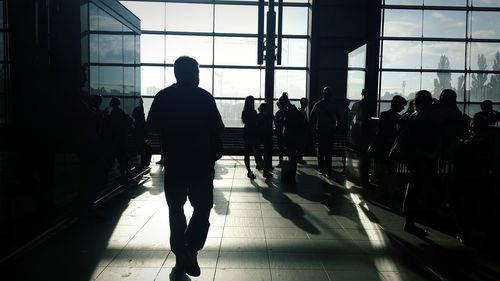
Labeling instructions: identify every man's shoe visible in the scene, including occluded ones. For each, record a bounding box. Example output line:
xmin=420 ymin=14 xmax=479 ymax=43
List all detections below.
xmin=185 ymin=251 xmax=200 ymax=277
xmin=404 ymin=223 xmax=429 ymax=237
xmin=173 ymin=253 xmax=186 ymax=276
xmin=256 ymin=165 xmax=263 ymax=171
xmin=263 ymin=171 xmax=273 ymax=179
xmin=247 ymin=171 xmax=256 ymax=179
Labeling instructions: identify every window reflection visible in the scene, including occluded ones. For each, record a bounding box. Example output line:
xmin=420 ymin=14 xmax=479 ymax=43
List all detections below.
xmin=385 ymin=0 xmax=423 ymax=5
xmin=473 ymin=0 xmax=500 ymax=7
xmin=99 ymin=35 xmax=123 ymax=63
xmin=424 ymin=0 xmax=466 ymax=6
xmin=99 ymin=66 xmax=124 ymax=95
xmin=124 ymin=35 xmax=135 ymax=64
xmin=98 ymin=8 xmax=123 ymax=32
xmin=347 ymin=71 xmax=365 ymax=101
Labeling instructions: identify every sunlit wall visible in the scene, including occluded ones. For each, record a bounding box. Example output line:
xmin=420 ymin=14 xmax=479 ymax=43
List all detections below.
xmin=379 ymin=0 xmax=500 ymax=116
xmin=120 ymin=0 xmax=310 ymax=127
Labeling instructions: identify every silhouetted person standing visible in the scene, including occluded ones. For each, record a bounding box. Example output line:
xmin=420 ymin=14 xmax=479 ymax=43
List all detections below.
xmin=402 ymin=90 xmax=440 ymax=237
xmin=374 ymin=95 xmax=407 ymax=163
xmin=475 ymin=100 xmax=500 ymax=126
xmin=242 ymin=95 xmax=263 ymax=179
xmin=132 ymin=97 xmax=151 ymax=167
xmin=108 ymin=96 xmax=133 ymax=182
xmin=274 ymin=99 xmax=286 ymax=167
xmin=147 ymin=56 xmax=224 ymax=277
xmin=298 ymin=97 xmax=309 ymax=164
xmin=310 ymin=86 xmax=340 ymax=178
xmin=257 ymin=102 xmax=274 ymax=178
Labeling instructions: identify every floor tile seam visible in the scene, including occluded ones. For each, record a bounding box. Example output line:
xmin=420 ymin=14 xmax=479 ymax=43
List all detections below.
xmin=259 ymin=193 xmax=274 ymax=280
xmin=212 ymin=170 xmax=232 ymax=281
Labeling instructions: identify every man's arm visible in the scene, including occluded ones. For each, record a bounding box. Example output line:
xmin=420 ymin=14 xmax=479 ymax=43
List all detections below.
xmin=146 ymin=92 xmax=163 ymax=134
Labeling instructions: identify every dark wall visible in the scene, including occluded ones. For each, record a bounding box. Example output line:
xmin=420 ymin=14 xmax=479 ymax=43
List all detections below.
xmin=1 ymin=0 xmax=83 ymax=259
xmin=309 ymin=0 xmax=380 ymax=109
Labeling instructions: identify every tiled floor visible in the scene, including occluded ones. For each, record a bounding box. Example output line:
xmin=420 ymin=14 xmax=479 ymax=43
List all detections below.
xmin=4 ymin=156 xmax=500 ymax=281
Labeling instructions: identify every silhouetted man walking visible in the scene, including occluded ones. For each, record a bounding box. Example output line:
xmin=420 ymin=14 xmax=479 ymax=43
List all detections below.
xmin=147 ymin=56 xmax=224 ymax=277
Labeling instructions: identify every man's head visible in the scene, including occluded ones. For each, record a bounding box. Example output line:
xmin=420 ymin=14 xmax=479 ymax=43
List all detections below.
xmin=110 ymin=96 xmax=121 ymax=108
xmin=390 ymin=95 xmax=407 ymax=112
xmin=300 ymin=98 xmax=308 ymax=109
xmin=480 ymin=100 xmax=493 ymax=112
xmin=322 ymin=86 xmax=332 ymax=102
xmin=414 ymin=90 xmax=432 ymax=111
xmin=174 ymin=56 xmax=199 ymax=86
xmin=138 ymin=97 xmax=144 ymax=106
xmin=439 ymin=89 xmax=457 ymax=108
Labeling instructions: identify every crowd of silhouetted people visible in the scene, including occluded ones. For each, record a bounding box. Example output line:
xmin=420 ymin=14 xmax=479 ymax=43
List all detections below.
xmin=371 ymin=89 xmax=499 ymax=239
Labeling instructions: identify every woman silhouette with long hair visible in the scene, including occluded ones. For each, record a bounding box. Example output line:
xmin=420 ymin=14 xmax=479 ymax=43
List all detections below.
xmin=241 ymin=95 xmax=263 ymax=179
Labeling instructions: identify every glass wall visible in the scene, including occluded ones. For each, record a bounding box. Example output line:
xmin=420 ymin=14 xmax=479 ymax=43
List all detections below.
xmin=85 ymin=1 xmax=141 ymax=115
xmin=0 ymin=0 xmax=9 ymax=124
xmin=120 ymin=0 xmax=310 ymax=127
xmin=380 ymin=0 xmax=500 ymax=117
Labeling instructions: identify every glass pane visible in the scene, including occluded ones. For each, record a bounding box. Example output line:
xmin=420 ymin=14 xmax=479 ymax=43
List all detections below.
xmin=423 ymin=10 xmax=466 ymax=38
xmin=213 ymin=68 xmax=261 ymax=98
xmin=0 ymin=1 xmax=4 ymax=28
xmin=215 ymin=5 xmax=258 ymax=34
xmin=166 ymin=35 xmax=213 ymax=65
xmin=0 ymin=64 xmax=5 ymax=93
xmin=135 ymin=35 xmax=140 ymax=64
xmin=422 ymin=42 xmax=465 ymax=70
xmin=380 ymin=71 xmax=421 ymax=101
xmin=141 ymin=35 xmax=165 ymax=64
xmin=99 ymin=66 xmax=123 ymax=95
xmin=283 ymin=7 xmax=308 ymax=36
xmin=141 ymin=66 xmax=164 ymax=96
xmin=122 ymin=98 xmax=136 ymax=115
xmin=89 ymin=3 xmax=99 ymax=31
xmin=135 ymin=67 xmax=140 ymax=95
xmin=216 ymin=99 xmax=244 ymax=128
xmin=347 ymin=70 xmax=365 ymax=101
xmin=124 ymin=66 xmax=134 ymax=87
xmin=471 ymin=12 xmax=500 ymax=39
xmin=469 ymin=43 xmax=500 ymax=71
xmin=124 ymin=35 xmax=135 ymax=64
xmin=275 ymin=70 xmax=307 ymax=99
xmin=214 ymin=37 xmax=257 ymax=66
xmin=473 ymin=0 xmax=500 ymax=7
xmin=280 ymin=39 xmax=307 ymax=67
xmin=99 ymin=8 xmax=123 ymax=32
xmin=90 ymin=66 xmax=99 ymax=95
xmin=383 ymin=9 xmax=422 ymax=37
xmin=143 ymin=96 xmax=154 ymax=116
xmin=382 ymin=41 xmax=421 ymax=69
xmin=166 ymin=3 xmax=213 ymax=32
xmin=120 ymin=1 xmax=165 ymax=31
xmin=385 ymin=0 xmax=423 ymax=4
xmin=348 ymin=44 xmax=366 ymax=68
xmin=89 ymin=34 xmax=99 ymax=63
xmin=421 ymin=72 xmax=464 ymax=100
xmin=99 ymin=35 xmax=123 ymax=63
xmin=424 ymin=0 xmax=466 ymax=6
xmin=467 ymin=73 xmax=500 ymax=102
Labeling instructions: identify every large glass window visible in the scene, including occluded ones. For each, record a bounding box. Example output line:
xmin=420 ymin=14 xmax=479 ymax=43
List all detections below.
xmin=380 ymin=1 xmax=500 ymax=116
xmin=86 ymin=2 xmax=141 ymax=115
xmin=121 ymin=0 xmax=310 ymax=126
